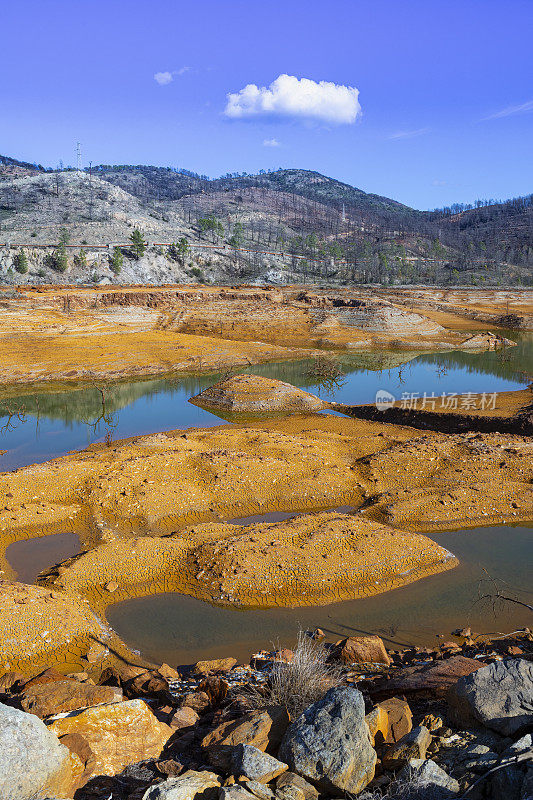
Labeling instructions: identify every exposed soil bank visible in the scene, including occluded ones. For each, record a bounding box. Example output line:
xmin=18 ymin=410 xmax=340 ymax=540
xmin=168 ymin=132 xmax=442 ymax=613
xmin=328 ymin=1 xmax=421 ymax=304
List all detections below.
xmin=336 ymin=388 xmax=533 ymax=436
xmin=0 ymin=284 xmax=520 ymax=384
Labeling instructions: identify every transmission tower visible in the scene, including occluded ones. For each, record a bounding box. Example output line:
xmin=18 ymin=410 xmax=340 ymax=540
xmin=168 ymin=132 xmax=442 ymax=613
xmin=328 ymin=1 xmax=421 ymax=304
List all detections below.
xmin=76 ymin=142 xmax=82 ymax=172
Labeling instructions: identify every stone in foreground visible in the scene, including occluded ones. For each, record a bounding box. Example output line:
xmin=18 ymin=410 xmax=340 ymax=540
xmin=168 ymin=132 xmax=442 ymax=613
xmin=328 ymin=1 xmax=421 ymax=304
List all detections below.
xmin=447 ymin=658 xmax=533 ymax=736
xmin=0 ymin=701 xmax=73 ymax=800
xmin=142 ymin=769 xmax=221 ymax=800
xmin=330 ymin=635 xmax=391 ymax=665
xmin=48 ymin=698 xmax=172 ymax=777
xmin=19 ymin=679 xmax=123 ymax=719
xmin=202 ymin=707 xmax=290 ymax=770
xmin=232 ymin=743 xmax=288 ymax=782
xmin=382 ymin=725 xmax=431 ymax=768
xmin=399 ymin=759 xmax=459 ymax=797
xmin=365 ymin=697 xmax=413 ymax=745
xmin=279 ymin=686 xmax=376 ymax=795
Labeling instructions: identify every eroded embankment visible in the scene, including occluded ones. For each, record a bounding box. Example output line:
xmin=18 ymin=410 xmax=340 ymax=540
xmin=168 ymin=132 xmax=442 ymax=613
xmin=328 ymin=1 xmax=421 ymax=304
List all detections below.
xmin=337 ymin=388 xmax=533 ymax=437
xmin=0 ymin=284 xmax=497 ymax=383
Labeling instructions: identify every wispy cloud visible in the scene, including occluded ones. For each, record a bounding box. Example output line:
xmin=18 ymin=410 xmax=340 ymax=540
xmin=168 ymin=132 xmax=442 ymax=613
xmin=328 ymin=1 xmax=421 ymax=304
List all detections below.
xmin=154 ymin=67 xmax=190 ymax=85
xmin=482 ymin=99 xmax=533 ymax=120
xmin=388 ymin=127 xmax=430 ymax=140
xmin=224 ymin=74 xmax=361 ymax=125
xmin=432 ymin=179 xmax=447 ymax=187
xmin=263 ymin=138 xmax=281 ymax=147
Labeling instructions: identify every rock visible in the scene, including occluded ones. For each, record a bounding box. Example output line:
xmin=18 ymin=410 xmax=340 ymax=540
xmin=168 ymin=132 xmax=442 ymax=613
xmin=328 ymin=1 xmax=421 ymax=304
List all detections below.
xmin=48 ymin=698 xmax=173 ymax=776
xmin=420 ymin=713 xmax=445 ymax=733
xmin=232 ymin=744 xmax=288 ymax=782
xmin=189 ymin=375 xmax=328 ymax=414
xmin=19 ymin=679 xmax=123 ymax=719
xmin=447 ymin=658 xmax=533 ymax=736
xmin=489 ymin=734 xmax=533 ymax=800
xmin=276 ymin=786 xmax=305 ymax=800
xmin=194 ymin=658 xmax=238 ymax=675
xmin=143 ymin=769 xmax=221 ymax=800
xmin=160 ymin=663 xmax=182 ymax=681
xmin=0 ymin=701 xmax=73 ymax=800
xmin=365 ymin=697 xmax=413 ymax=745
xmin=219 ymin=786 xmax=257 ymax=800
xmin=20 ymin=667 xmax=69 ymax=689
xmin=241 ymin=780 xmax=274 ymax=800
xmin=169 ymin=706 xmax=200 ymax=731
xmin=382 ymin=725 xmax=432 ymax=768
xmin=279 ymin=687 xmax=376 ymax=795
xmin=273 ymin=649 xmax=294 ymax=664
xmin=104 ymin=580 xmax=118 ymax=592
xmin=203 ymin=707 xmax=290 ymax=770
xmin=182 ymin=690 xmax=211 ymax=713
xmin=198 ymin=676 xmax=229 ymax=704
xmin=399 ymin=759 xmax=459 ymax=796
xmin=372 ymin=655 xmax=481 ymax=699
xmin=276 ymin=772 xmax=318 ymax=800
xmin=330 ymin=635 xmax=391 ymax=665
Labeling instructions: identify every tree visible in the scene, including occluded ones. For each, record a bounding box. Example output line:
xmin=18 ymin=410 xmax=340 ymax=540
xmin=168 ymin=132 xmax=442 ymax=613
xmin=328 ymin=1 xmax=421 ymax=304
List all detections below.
xmin=52 ymin=229 xmax=69 ymax=273
xmin=168 ymin=237 xmax=189 ymax=264
xmin=129 ymin=228 xmax=147 ymax=259
xmin=13 ymin=249 xmax=28 ymax=274
xmin=109 ymin=247 xmax=123 ymax=275
xmin=229 ymin=222 xmax=244 ymax=249
xmin=74 ymin=249 xmax=88 ymax=269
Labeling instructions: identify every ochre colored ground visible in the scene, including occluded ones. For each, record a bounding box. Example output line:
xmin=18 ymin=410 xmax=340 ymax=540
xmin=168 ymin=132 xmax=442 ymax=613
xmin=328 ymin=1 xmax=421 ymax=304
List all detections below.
xmin=0 ymin=412 xmax=532 ymax=671
xmin=0 ymin=284 xmax=513 ymax=383
xmin=47 ymin=512 xmax=457 ymax=612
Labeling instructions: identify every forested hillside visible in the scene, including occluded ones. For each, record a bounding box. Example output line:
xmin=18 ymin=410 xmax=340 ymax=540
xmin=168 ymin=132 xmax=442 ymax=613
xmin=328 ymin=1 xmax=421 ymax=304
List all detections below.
xmin=0 ymin=157 xmax=531 ymax=286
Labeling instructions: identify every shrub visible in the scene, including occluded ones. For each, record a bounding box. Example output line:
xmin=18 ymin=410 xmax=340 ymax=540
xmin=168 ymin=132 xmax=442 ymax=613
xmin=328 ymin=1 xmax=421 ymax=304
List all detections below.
xmin=37 ymin=268 xmax=46 ymax=278
xmin=244 ymin=630 xmax=343 ymax=718
xmin=74 ymin=249 xmax=88 ymax=269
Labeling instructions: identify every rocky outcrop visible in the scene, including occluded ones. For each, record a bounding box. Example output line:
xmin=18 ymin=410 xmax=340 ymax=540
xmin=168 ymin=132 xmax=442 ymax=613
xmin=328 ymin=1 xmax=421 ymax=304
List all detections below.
xmin=279 ymin=686 xmax=376 ymax=795
xmin=447 ymin=658 xmax=533 ymax=735
xmin=0 ymin=701 xmax=73 ymax=800
xmin=190 ymin=374 xmax=328 ymax=414
xmin=372 ymin=655 xmax=482 ymax=699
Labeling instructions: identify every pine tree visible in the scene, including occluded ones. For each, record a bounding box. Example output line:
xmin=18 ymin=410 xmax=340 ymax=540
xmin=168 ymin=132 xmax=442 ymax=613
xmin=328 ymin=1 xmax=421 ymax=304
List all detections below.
xmin=109 ymin=247 xmax=123 ymax=275
xmin=129 ymin=228 xmax=147 ymax=259
xmin=14 ymin=249 xmax=28 ymax=274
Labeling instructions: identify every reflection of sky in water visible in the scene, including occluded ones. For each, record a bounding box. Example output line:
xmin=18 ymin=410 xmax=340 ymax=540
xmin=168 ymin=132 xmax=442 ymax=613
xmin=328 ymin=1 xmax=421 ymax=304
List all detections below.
xmin=0 ymin=335 xmax=530 ymax=471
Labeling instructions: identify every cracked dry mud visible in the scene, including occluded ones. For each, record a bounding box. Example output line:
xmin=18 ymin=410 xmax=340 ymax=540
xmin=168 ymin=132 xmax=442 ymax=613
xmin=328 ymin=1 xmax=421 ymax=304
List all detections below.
xmin=1 ymin=409 xmax=532 ymax=674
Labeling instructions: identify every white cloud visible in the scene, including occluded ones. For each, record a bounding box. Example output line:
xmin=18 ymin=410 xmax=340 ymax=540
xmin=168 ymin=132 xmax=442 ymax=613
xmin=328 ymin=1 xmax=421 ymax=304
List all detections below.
xmin=482 ymin=100 xmax=533 ymax=120
xmin=224 ymin=74 xmax=361 ymax=125
xmin=432 ymin=179 xmax=447 ymax=187
xmin=263 ymin=138 xmax=281 ymax=147
xmin=154 ymin=68 xmax=190 ymax=85
xmin=154 ymin=71 xmax=174 ymax=85
xmin=388 ymin=128 xmax=430 ymax=140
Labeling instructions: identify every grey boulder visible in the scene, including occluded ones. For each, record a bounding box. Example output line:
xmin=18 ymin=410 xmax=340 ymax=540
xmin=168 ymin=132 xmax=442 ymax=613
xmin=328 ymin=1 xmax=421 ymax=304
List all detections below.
xmin=232 ymin=744 xmax=288 ymax=782
xmin=142 ymin=770 xmax=221 ymax=800
xmin=279 ymin=686 xmax=376 ymax=795
xmin=448 ymin=658 xmax=533 ymax=736
xmin=399 ymin=759 xmax=460 ymax=797
xmin=0 ymin=701 xmax=73 ymax=800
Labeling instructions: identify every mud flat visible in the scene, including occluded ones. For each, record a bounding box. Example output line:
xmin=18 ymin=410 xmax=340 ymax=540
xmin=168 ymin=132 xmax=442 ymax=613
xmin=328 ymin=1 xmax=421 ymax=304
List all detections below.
xmin=0 ymin=403 xmax=532 ymax=671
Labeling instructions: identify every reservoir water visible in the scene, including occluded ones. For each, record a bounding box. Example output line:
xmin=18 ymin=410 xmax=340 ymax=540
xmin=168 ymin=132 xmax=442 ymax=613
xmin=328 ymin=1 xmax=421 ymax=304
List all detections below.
xmin=1 ymin=334 xmax=532 ymax=664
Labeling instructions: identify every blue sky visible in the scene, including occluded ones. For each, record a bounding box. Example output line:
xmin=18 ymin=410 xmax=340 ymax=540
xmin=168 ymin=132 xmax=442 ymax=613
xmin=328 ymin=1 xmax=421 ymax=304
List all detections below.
xmin=2 ymin=0 xmax=532 ymax=209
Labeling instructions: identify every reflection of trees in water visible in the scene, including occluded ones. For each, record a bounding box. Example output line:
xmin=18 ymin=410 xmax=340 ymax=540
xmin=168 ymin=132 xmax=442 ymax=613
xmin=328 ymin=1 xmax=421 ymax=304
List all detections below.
xmin=417 ymin=336 xmax=533 ymax=385
xmin=3 ymin=337 xmax=529 ymax=431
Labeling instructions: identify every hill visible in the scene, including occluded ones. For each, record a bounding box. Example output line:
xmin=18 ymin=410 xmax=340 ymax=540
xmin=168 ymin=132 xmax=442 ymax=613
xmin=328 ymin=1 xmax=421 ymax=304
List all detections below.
xmin=0 ymin=156 xmax=531 ymax=286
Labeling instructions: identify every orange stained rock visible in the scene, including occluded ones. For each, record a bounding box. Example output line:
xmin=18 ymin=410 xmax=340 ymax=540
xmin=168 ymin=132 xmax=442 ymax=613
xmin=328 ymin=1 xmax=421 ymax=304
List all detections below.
xmin=47 ymin=698 xmax=173 ymax=777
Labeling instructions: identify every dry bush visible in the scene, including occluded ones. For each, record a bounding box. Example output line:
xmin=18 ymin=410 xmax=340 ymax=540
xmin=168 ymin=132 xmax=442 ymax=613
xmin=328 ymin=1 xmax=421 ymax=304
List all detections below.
xmin=244 ymin=630 xmax=344 ymax=718
xmin=359 ymin=772 xmax=457 ymax=800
